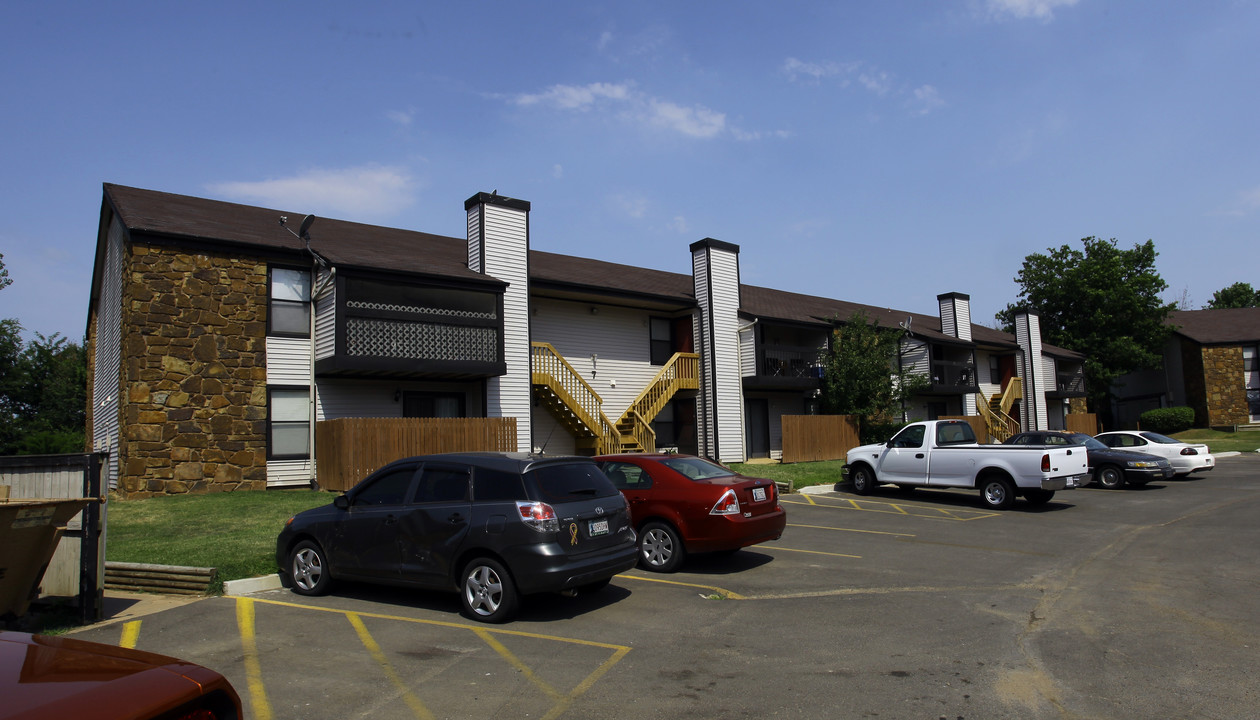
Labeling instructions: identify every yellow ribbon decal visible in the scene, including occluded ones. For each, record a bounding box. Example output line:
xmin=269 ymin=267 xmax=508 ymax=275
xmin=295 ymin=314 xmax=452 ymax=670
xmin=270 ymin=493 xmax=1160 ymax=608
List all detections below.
xmin=570 ymin=522 xmax=579 ymax=545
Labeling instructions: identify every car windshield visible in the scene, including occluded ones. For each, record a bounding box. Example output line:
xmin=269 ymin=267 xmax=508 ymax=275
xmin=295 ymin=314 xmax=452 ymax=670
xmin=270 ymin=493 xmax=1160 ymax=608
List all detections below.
xmin=658 ymin=456 xmax=733 ymax=481
xmin=1139 ymin=432 xmax=1180 ymax=444
xmin=526 ymin=462 xmax=619 ymax=502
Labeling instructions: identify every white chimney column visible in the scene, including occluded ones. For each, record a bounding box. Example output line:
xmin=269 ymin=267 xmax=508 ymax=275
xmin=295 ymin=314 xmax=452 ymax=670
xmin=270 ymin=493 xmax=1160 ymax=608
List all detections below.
xmin=466 ymin=192 xmax=532 ymax=452
xmin=691 ymin=238 xmax=745 ymax=464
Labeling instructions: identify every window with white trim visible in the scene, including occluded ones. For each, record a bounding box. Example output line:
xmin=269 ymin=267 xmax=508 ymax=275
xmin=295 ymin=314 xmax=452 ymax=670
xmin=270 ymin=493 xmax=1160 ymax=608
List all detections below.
xmin=269 ymin=267 xmax=311 ymax=337
xmin=268 ymin=387 xmax=310 ymax=460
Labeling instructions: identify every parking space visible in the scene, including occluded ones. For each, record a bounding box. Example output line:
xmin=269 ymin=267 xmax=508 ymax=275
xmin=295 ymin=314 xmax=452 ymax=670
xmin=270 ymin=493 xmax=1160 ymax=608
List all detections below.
xmin=72 ymin=455 xmax=1260 ymax=719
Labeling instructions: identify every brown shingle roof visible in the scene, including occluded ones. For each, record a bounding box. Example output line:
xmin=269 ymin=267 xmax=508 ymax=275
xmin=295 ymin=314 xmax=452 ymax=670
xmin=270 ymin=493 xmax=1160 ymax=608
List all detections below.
xmin=1168 ymin=308 xmax=1260 ymax=345
xmin=101 ymin=183 xmax=1079 ymax=358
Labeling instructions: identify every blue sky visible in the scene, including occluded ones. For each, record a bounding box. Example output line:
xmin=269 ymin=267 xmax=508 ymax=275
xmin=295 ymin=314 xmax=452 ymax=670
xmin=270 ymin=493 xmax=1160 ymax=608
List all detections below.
xmin=2 ymin=0 xmax=1257 ymax=342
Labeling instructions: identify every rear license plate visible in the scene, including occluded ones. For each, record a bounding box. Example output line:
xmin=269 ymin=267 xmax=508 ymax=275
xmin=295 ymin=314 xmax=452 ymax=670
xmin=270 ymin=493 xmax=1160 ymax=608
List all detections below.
xmin=752 ymin=487 xmax=767 ymax=502
xmin=589 ymin=518 xmax=609 ymax=537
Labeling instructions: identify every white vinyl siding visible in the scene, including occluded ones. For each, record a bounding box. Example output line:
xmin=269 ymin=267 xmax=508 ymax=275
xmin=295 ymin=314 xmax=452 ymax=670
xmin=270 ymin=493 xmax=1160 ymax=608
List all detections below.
xmin=314 ymin=281 xmax=336 ymax=360
xmin=92 ymin=217 xmax=125 ymax=490
xmin=471 ymin=202 xmax=531 ymax=451
xmin=266 ymin=337 xmax=312 ymax=384
xmin=901 ymin=337 xmax=930 ymax=377
xmin=693 ymin=243 xmax=745 ymax=463
xmin=531 ymin=299 xmax=661 ymax=420
xmin=1015 ymin=314 xmax=1048 ymax=431
xmin=739 ymin=324 xmax=756 ymax=377
xmin=315 ymin=380 xmax=482 ymax=421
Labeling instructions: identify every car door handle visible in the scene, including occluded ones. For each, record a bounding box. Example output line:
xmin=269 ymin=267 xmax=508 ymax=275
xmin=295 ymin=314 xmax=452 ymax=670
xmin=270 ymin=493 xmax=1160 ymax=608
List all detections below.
xmin=447 ymin=513 xmax=464 ymax=524
xmin=384 ymin=514 xmax=397 ymax=525
xmin=916 ymin=453 xmax=925 ymax=459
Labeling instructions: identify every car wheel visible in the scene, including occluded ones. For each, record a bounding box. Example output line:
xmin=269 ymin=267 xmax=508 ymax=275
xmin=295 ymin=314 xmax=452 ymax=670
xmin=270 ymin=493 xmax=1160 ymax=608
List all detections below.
xmin=461 ymin=558 xmax=519 ymax=624
xmin=639 ymin=521 xmax=686 ymax=573
xmin=851 ymin=466 xmax=876 ymax=496
xmin=289 ymin=540 xmax=331 ymax=596
xmin=1096 ymin=465 xmax=1125 ymax=489
xmin=979 ymin=476 xmax=1016 ymax=510
xmin=1023 ymin=489 xmax=1055 ymax=506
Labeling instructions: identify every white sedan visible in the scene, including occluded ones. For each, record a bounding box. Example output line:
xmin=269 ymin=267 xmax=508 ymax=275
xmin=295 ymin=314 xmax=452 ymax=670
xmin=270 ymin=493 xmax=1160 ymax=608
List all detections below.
xmin=1094 ymin=431 xmax=1215 ymax=476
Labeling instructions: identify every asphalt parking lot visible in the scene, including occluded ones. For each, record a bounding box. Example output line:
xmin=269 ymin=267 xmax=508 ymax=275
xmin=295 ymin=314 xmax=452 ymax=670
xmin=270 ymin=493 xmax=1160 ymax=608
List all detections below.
xmin=73 ymin=454 xmax=1260 ymax=719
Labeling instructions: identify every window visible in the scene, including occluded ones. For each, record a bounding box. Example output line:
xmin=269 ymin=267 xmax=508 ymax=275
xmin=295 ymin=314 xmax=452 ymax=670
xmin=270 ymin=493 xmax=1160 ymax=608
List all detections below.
xmin=600 ymin=462 xmax=651 ymax=489
xmin=650 ymin=317 xmax=673 ymax=365
xmin=889 ymin=425 xmax=926 ymax=449
xmin=267 ymin=387 xmax=310 ymax=460
xmin=473 ymin=468 xmax=528 ymax=502
xmin=354 ymin=466 xmax=417 ymax=506
xmin=412 ymin=466 xmax=470 ymax=503
xmin=403 ymin=392 xmax=465 ymax=418
xmin=269 ymin=267 xmax=311 ymax=337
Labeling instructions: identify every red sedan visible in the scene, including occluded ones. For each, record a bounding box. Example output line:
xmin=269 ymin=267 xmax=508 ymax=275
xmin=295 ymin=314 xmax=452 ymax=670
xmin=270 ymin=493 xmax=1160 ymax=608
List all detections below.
xmin=595 ymin=454 xmax=786 ymax=572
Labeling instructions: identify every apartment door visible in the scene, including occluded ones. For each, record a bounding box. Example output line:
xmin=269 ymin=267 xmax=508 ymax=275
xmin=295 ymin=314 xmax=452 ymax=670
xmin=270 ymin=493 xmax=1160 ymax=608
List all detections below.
xmin=745 ymin=399 xmax=770 ymax=459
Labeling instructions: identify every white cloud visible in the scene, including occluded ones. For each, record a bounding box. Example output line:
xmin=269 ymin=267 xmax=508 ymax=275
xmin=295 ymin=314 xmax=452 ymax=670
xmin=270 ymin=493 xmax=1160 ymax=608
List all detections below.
xmin=667 ymin=216 xmax=689 ymax=234
xmin=609 ymin=192 xmax=649 ymax=219
xmin=207 ymin=165 xmax=416 ymax=219
xmin=509 ymin=82 xmax=726 ymax=139
xmin=385 ymin=109 xmax=414 ymax=126
xmin=985 ymin=0 xmax=1080 ymax=21
xmin=781 ymin=58 xmax=859 ymax=84
xmin=785 ymin=58 xmax=944 ymax=115
xmin=911 ymin=85 xmax=945 ymax=115
xmin=552 ymin=164 xmax=564 ymax=180
xmin=1216 ymin=185 xmax=1260 ymax=217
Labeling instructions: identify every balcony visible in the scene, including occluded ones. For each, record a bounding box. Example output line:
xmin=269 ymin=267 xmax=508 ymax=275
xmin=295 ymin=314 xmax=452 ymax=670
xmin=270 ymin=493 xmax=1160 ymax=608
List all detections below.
xmin=746 ymin=344 xmax=824 ymax=390
xmin=925 ymin=359 xmax=978 ymax=395
xmin=1049 ymin=369 xmax=1086 ymax=397
xmin=314 ymin=274 xmax=507 ymax=380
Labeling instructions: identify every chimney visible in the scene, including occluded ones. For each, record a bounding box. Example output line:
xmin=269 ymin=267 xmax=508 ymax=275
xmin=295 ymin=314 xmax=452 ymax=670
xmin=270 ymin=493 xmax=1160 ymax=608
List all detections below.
xmin=690 ymin=238 xmax=744 ymax=464
xmin=1013 ymin=310 xmax=1047 ymax=431
xmin=937 ymin=292 xmax=972 ymax=341
xmin=466 ymin=191 xmax=532 ymax=451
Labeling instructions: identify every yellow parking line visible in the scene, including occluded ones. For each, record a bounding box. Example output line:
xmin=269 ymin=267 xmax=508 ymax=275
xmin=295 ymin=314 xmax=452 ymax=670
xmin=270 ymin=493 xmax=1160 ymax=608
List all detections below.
xmin=118 ymin=620 xmax=141 ymax=649
xmin=247 ymin=596 xmax=631 ymax=650
xmin=785 ymin=495 xmax=999 ymax=521
xmin=235 ymin=598 xmax=273 ymax=720
xmin=770 ymin=546 xmax=861 ymax=559
xmin=348 ymin=613 xmax=434 ymax=720
xmin=788 ymin=522 xmax=916 ymax=538
xmin=615 ymin=573 xmax=746 ymax=600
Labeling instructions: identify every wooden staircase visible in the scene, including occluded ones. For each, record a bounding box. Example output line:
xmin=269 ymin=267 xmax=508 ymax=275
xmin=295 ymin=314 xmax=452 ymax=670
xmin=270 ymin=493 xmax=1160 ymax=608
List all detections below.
xmin=613 ymin=352 xmax=700 ymax=453
xmin=977 ymin=377 xmax=1022 ymax=443
xmin=531 ymin=343 xmax=619 ymax=455
xmin=530 ymin=343 xmax=699 ymax=454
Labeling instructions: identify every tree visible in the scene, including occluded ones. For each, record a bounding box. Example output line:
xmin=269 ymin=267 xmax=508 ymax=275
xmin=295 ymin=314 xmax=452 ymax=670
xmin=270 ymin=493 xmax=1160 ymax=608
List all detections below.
xmin=1205 ymin=282 xmax=1259 ymax=309
xmin=820 ymin=311 xmax=930 ymax=442
xmin=996 ymin=237 xmax=1175 ymax=416
xmin=0 ymin=253 xmax=87 ymax=454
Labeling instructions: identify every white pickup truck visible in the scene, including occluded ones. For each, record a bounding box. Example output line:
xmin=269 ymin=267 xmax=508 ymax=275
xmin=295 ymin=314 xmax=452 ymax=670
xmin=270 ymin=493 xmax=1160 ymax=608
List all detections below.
xmin=842 ymin=419 xmax=1089 ymax=510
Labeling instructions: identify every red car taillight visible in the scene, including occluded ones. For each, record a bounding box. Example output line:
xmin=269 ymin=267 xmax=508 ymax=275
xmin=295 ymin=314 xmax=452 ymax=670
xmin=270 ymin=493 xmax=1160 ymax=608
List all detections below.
xmin=516 ymin=501 xmax=559 ymax=532
xmin=1181 ymin=447 xmax=1198 ymax=455
xmin=710 ymin=489 xmax=740 ymax=516
xmin=1041 ymin=453 xmax=1051 ymax=473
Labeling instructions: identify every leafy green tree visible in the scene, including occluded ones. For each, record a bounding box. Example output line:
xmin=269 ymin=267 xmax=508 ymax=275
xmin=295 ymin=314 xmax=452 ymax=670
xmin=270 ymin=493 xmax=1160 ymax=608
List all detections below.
xmin=820 ymin=311 xmax=930 ymax=442
xmin=0 ymin=253 xmax=87 ymax=454
xmin=997 ymin=237 xmax=1175 ymax=416
xmin=1205 ymin=282 xmax=1259 ymax=309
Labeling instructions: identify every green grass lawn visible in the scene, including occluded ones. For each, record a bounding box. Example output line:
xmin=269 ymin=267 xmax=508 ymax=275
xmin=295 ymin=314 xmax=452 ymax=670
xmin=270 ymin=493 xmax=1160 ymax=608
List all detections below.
xmin=1171 ymin=428 xmax=1260 ymax=454
xmin=727 ymin=459 xmax=845 ymax=490
xmin=106 ymin=489 xmax=330 ymax=593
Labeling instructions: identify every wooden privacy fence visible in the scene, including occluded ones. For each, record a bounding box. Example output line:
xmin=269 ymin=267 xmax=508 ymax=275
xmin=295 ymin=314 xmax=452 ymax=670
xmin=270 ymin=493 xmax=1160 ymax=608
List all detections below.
xmin=781 ymin=415 xmax=860 ymax=463
xmin=1065 ymin=413 xmax=1099 ymax=435
xmin=316 ymin=417 xmax=518 ymax=492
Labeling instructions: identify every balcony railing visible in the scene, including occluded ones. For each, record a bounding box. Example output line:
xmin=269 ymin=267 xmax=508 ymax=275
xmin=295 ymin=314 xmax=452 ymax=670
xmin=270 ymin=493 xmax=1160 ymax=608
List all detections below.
xmin=1055 ymin=371 xmax=1086 ymax=395
xmin=761 ymin=345 xmax=825 ymax=379
xmin=929 ymin=360 xmax=977 ymax=390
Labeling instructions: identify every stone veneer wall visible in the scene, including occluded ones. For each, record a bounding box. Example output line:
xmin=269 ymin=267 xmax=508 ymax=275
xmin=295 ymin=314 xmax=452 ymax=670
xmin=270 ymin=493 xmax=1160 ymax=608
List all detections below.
xmin=1199 ymin=345 xmax=1248 ymax=427
xmin=120 ymin=244 xmax=270 ymax=497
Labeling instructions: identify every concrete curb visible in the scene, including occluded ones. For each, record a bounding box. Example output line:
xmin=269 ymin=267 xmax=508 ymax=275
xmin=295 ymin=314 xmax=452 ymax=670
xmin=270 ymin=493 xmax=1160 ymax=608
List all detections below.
xmin=223 ymin=574 xmax=283 ymax=597
xmin=799 ymin=483 xmax=841 ymax=495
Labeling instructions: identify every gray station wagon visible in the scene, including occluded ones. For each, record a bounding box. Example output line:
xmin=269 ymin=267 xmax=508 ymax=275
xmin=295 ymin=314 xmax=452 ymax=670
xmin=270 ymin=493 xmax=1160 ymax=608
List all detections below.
xmin=276 ymin=452 xmax=639 ymax=623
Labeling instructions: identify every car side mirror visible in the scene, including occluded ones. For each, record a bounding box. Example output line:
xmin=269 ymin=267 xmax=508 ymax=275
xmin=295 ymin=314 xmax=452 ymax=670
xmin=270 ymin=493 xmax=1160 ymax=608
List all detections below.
xmin=334 ymin=495 xmax=350 ymax=509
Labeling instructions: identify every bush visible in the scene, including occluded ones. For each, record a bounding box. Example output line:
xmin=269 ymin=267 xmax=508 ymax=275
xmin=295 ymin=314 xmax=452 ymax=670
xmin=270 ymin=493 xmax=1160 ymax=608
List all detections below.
xmin=1139 ymin=406 xmax=1195 ymax=434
